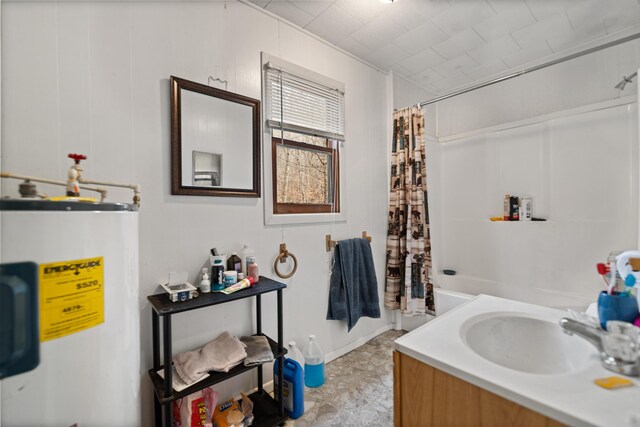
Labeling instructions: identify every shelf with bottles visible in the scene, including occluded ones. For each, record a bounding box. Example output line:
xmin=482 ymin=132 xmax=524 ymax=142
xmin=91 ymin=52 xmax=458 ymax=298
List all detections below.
xmin=147 ymin=275 xmax=287 ymax=427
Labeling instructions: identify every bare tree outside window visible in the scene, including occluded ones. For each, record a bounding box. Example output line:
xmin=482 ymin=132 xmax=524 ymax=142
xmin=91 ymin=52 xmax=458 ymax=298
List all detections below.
xmin=272 ymin=130 xmax=339 ymax=214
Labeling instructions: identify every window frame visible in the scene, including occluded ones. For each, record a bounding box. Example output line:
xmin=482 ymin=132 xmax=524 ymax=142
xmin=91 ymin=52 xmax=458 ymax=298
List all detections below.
xmin=271 ymin=134 xmax=340 ymax=214
xmin=261 ymin=53 xmax=347 ymax=226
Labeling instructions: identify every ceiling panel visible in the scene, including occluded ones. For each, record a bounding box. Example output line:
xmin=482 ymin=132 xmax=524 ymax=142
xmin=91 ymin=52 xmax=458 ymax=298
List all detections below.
xmin=432 ymin=53 xmax=477 ymax=76
xmin=430 ymin=70 xmax=472 ymax=91
xmin=463 ymin=57 xmax=508 ymax=81
xmin=351 ymin=13 xmax=407 ymax=49
xmin=501 ymin=40 xmax=553 ymax=68
xmin=473 ymin=5 xmax=536 ymax=41
xmin=524 ymin=0 xmax=587 ymax=22
xmin=412 ymin=68 xmax=444 ymax=85
xmin=338 ymin=36 xmax=375 ymax=59
xmin=510 ymin=13 xmax=574 ymax=50
xmin=289 ymin=1 xmax=332 ymax=16
xmin=304 ymin=4 xmax=362 ymax=45
xmin=399 ymin=48 xmax=446 ymax=74
xmin=366 ymin=43 xmax=412 ymax=69
xmin=431 ymin=28 xmax=486 ymax=60
xmin=249 ymin=0 xmax=640 ymax=96
xmin=467 ymin=35 xmax=521 ymax=64
xmin=430 ymin=1 xmax=496 ymax=35
xmin=392 ymin=22 xmax=448 ymax=54
xmin=265 ymin=1 xmax=315 ymax=27
xmin=334 ymin=0 xmax=387 ymax=24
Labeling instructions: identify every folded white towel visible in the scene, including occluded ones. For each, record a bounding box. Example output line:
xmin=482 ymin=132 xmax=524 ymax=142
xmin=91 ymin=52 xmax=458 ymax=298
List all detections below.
xmin=174 ymin=332 xmax=247 ymax=384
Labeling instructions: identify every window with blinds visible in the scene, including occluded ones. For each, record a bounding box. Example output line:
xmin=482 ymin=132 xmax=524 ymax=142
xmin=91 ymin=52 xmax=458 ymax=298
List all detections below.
xmin=265 ymin=64 xmax=345 ymax=140
xmin=264 ymin=59 xmax=344 ymax=216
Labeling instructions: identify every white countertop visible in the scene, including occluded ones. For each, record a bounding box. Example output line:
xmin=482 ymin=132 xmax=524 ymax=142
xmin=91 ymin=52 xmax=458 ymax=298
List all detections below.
xmin=394 ymin=294 xmax=640 ymax=427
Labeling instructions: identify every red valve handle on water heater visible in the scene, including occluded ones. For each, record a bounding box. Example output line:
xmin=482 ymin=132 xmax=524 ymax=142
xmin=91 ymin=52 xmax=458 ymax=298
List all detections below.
xmin=68 ymin=153 xmax=87 ymax=164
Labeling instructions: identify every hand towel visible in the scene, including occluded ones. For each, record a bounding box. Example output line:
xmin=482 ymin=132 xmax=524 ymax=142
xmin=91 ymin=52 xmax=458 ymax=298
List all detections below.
xmin=174 ymin=331 xmax=247 ymax=385
xmin=327 ymin=238 xmax=381 ymax=331
xmin=240 ymin=335 xmax=274 ymax=367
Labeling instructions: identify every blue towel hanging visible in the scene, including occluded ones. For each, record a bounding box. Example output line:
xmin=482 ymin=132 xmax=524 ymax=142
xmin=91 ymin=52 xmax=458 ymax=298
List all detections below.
xmin=326 ymin=238 xmax=381 ymax=331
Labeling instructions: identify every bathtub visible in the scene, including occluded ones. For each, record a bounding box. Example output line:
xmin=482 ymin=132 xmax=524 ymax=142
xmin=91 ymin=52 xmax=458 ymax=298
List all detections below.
xmin=400 ymin=283 xmax=594 ymax=332
xmin=400 ymin=288 xmax=473 ymax=331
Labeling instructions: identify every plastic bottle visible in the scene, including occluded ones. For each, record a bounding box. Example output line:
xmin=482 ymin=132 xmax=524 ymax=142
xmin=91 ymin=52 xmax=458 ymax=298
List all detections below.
xmin=503 ymin=194 xmax=510 ymax=221
xmin=199 ymin=268 xmax=211 ymax=293
xmin=288 ymin=341 xmax=305 ymax=370
xmin=248 ymin=262 xmax=259 ymax=283
xmin=273 ymin=357 xmax=304 ymax=419
xmin=510 ymin=196 xmax=520 ymax=221
xmin=240 ymin=245 xmax=256 ymax=276
xmin=211 ymin=260 xmax=225 ymax=291
xmin=227 ymin=252 xmax=242 ymax=274
xmin=520 ymin=196 xmax=532 ymax=221
xmin=302 ymin=335 xmax=325 ymax=388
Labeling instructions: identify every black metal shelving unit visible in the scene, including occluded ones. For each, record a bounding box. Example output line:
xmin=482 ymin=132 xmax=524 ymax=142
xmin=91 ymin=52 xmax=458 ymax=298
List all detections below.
xmin=147 ymin=276 xmax=287 ymax=427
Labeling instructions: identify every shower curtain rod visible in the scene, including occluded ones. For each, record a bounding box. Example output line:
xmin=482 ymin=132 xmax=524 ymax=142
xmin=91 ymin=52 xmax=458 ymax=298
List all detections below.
xmin=419 ymin=32 xmax=640 ymax=107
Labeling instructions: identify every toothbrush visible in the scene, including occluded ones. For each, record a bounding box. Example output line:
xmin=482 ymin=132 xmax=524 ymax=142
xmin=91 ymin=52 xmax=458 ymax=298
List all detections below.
xmin=608 ymin=260 xmax=617 ymax=295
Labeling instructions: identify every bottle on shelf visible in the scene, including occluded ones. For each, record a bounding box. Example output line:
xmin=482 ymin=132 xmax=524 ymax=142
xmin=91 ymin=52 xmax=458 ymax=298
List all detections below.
xmin=227 ymin=252 xmax=242 ymax=274
xmin=240 ymin=245 xmax=256 ymax=276
xmin=510 ymin=196 xmax=520 ymax=221
xmin=211 ymin=260 xmax=225 ymax=291
xmin=520 ymin=196 xmax=532 ymax=221
xmin=199 ymin=268 xmax=210 ymax=293
xmin=503 ymin=194 xmax=510 ymax=221
xmin=248 ymin=261 xmax=259 ymax=283
xmin=302 ymin=335 xmax=325 ymax=388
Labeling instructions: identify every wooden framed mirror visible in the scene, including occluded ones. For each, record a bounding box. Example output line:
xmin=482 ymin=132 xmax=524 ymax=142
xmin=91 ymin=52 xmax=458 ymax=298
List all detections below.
xmin=170 ymin=76 xmax=261 ymax=197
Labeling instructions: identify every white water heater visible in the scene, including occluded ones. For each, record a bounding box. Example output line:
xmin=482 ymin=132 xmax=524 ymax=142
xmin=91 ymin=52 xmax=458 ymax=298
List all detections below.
xmin=0 ymin=200 xmax=140 ymax=426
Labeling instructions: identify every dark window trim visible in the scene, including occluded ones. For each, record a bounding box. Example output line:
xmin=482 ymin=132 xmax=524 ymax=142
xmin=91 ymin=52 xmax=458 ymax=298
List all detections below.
xmin=271 ymin=136 xmax=340 ymax=215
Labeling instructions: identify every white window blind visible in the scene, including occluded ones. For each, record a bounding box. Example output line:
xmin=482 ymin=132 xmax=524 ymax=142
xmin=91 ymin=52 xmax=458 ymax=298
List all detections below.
xmin=265 ymin=63 xmax=345 ymax=141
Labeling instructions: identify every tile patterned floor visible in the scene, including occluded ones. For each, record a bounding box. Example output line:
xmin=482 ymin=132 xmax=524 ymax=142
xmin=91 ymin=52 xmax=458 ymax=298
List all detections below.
xmin=285 ymin=330 xmax=405 ymax=427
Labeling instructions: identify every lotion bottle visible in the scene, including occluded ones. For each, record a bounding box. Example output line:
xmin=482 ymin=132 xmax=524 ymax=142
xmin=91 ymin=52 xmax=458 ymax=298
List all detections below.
xmin=199 ymin=268 xmax=211 ymax=293
xmin=240 ymin=245 xmax=256 ymax=276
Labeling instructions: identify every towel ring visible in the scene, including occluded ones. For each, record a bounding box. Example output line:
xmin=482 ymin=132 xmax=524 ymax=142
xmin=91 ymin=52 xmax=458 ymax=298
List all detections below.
xmin=274 ymin=243 xmax=298 ymax=279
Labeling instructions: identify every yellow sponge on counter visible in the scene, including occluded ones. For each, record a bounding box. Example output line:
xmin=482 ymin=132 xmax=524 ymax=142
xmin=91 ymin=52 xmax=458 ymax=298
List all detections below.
xmin=594 ymin=376 xmax=634 ymax=389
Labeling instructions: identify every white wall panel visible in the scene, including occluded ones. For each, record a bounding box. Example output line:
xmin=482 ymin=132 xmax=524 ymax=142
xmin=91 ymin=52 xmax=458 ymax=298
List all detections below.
xmin=2 ymin=3 xmax=61 ymax=182
xmin=435 ymin=39 xmax=640 ymax=137
xmin=1 ymin=2 xmax=391 ymax=424
xmin=432 ymin=102 xmax=638 ymax=308
xmin=391 ymin=73 xmax=433 ymax=110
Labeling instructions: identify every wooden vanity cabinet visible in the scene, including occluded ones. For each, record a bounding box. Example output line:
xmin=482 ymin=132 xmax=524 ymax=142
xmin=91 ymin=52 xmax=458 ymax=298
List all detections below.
xmin=393 ymin=352 xmax=566 ymax=427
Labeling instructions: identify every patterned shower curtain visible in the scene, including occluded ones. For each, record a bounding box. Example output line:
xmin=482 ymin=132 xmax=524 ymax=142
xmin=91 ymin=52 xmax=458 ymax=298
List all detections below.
xmin=384 ymin=106 xmax=435 ymax=315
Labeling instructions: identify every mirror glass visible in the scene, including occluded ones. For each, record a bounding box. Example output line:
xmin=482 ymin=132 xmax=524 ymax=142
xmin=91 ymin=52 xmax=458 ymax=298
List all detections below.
xmin=171 ymin=76 xmax=260 ymax=197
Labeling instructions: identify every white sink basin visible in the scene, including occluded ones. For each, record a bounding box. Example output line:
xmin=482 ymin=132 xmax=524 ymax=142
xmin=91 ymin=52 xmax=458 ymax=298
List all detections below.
xmin=461 ymin=312 xmax=594 ymax=374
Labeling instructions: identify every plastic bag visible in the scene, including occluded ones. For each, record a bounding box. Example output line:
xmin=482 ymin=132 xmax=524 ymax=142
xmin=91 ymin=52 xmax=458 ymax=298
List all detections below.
xmin=172 ymin=386 xmax=219 ymax=427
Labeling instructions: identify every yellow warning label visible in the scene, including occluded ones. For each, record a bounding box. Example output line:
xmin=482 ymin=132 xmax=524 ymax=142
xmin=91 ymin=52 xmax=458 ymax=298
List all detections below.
xmin=39 ymin=256 xmax=104 ymax=342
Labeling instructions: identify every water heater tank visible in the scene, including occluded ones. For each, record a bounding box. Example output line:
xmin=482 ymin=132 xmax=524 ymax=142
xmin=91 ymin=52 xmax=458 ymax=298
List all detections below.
xmin=0 ymin=200 xmax=140 ymax=426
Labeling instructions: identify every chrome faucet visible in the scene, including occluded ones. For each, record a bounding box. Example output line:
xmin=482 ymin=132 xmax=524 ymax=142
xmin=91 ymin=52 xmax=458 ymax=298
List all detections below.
xmin=560 ymin=318 xmax=639 ymax=376
xmin=559 ymin=318 xmax=604 ymax=352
